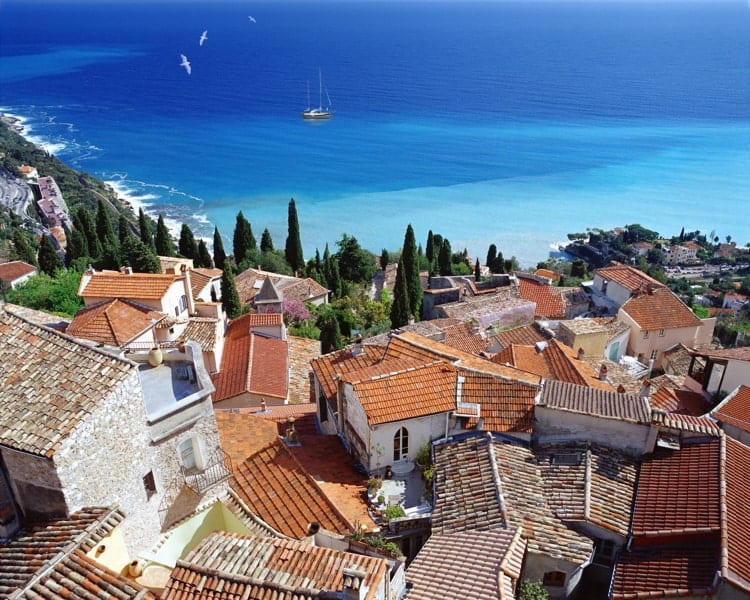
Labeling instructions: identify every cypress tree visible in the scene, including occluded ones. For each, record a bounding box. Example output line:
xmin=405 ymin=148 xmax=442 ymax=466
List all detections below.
xmin=390 ymin=256 xmax=411 ymax=328
xmin=474 ymin=259 xmax=481 ymax=282
xmin=65 ymin=228 xmax=86 ymax=267
xmin=261 ymin=228 xmax=274 ymax=253
xmin=196 ymin=239 xmax=212 ymax=268
xmin=220 ymin=259 xmax=242 ymax=318
xmin=438 ymin=238 xmax=452 ymax=276
xmin=121 ymin=236 xmax=161 ymax=273
xmin=155 ymin=214 xmax=174 ymax=256
xmin=495 ymin=251 xmax=505 ymax=274
xmin=425 ymin=230 xmax=435 ymax=264
xmin=317 ymin=308 xmax=342 ymax=354
xmin=486 ymin=244 xmax=498 ymax=274
xmin=233 ymin=211 xmax=255 ymax=264
xmin=118 ymin=213 xmax=131 ymax=245
xmin=402 ymin=224 xmax=422 ymax=320
xmin=95 ymin=200 xmax=115 ymax=245
xmin=138 ymin=208 xmax=156 ymax=252
xmin=285 ymin=198 xmax=304 ymax=274
xmin=178 ymin=223 xmax=198 ymax=259
xmin=11 ymin=229 xmax=37 ymax=266
xmin=76 ymin=206 xmax=102 ymax=258
xmin=38 ymin=234 xmax=62 ymax=276
xmin=213 ymin=226 xmax=227 ymax=268
xmin=380 ymin=248 xmax=389 ymax=270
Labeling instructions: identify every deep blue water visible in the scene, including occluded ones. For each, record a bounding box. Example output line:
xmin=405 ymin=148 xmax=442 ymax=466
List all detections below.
xmin=1 ymin=0 xmax=749 ymax=266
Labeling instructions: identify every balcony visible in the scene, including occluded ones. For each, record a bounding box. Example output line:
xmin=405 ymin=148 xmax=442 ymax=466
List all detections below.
xmin=182 ymin=447 xmax=233 ymax=494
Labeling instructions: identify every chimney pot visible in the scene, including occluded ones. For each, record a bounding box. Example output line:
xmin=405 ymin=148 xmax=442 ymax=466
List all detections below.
xmin=598 ymin=364 xmax=608 ymax=380
xmin=577 ymin=347 xmax=585 ymax=360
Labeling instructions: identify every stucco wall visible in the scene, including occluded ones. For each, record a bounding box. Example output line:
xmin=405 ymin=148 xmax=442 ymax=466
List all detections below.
xmin=522 ymin=552 xmax=586 ymax=600
xmin=618 ymin=310 xmax=700 ymax=368
xmin=593 ymin=275 xmax=632 ymax=308
xmin=534 ymin=406 xmax=651 ymax=456
xmin=54 ymin=369 xmax=162 ymax=555
xmin=368 ymin=413 xmax=449 ymax=472
xmin=557 ymin=327 xmax=610 ymax=359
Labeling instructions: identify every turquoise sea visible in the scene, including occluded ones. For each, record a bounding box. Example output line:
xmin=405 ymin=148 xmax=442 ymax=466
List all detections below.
xmin=1 ymin=0 xmax=749 ymax=266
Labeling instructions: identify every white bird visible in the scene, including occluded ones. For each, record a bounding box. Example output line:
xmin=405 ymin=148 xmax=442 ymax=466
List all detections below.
xmin=180 ymin=54 xmax=191 ymax=75
xmin=199 ymin=30 xmax=208 ymax=46
xmin=248 ymin=15 xmax=256 ymax=23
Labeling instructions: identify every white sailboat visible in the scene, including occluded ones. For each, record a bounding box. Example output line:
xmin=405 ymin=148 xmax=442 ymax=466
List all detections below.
xmin=301 ymin=68 xmax=333 ymax=120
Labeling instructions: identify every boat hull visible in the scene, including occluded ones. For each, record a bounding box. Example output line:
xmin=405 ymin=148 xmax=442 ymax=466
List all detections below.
xmin=301 ymin=110 xmax=333 ymax=120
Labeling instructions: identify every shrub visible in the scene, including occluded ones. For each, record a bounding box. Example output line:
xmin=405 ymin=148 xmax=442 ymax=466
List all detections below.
xmin=416 ymin=442 xmax=431 ymax=467
xmin=518 ymin=580 xmax=549 ymax=600
xmin=384 ymin=505 xmax=406 ymax=520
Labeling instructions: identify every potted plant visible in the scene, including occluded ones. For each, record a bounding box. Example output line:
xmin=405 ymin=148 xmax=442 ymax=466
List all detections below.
xmin=415 ymin=442 xmax=431 ymax=471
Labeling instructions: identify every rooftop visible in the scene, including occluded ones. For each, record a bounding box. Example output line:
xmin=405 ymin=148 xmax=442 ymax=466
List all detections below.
xmin=66 ymin=298 xmax=165 ymax=347
xmin=620 ymin=286 xmax=702 ymax=331
xmin=595 ymin=263 xmax=665 ymax=293
xmin=712 ymin=385 xmax=750 ymax=433
xmin=539 ymin=379 xmax=651 ymax=424
xmin=0 ymin=260 xmax=36 ymax=281
xmin=457 ymin=370 xmax=538 ymax=433
xmin=78 ymin=270 xmax=181 ymax=300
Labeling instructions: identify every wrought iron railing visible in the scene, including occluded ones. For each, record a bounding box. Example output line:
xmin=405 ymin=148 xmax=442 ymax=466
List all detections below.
xmin=182 ymin=447 xmax=233 ymax=494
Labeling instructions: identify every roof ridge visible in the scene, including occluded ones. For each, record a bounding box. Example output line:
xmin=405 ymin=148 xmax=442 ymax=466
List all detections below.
xmin=487 ymin=432 xmax=510 ymax=528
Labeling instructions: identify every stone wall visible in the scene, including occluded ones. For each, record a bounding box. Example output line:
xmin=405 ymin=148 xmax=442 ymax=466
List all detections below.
xmin=1 ymin=449 xmax=66 ymax=521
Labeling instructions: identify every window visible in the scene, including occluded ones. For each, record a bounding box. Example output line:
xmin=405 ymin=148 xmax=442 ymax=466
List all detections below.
xmin=318 ymin=393 xmax=328 ymax=422
xmin=658 ymin=328 xmax=665 ymax=337
xmin=593 ymin=539 xmax=617 ymax=566
xmin=543 ymin=571 xmax=566 ymax=587
xmin=642 ymin=330 xmax=649 ymax=340
xmin=178 ymin=437 xmax=204 ymax=472
xmin=179 ymin=295 xmax=188 ymax=313
xmin=393 ymin=427 xmax=409 ymax=461
xmin=650 ymin=349 xmax=658 ymax=361
xmin=143 ymin=471 xmax=157 ymax=499
xmin=551 ymin=452 xmax=582 ymax=466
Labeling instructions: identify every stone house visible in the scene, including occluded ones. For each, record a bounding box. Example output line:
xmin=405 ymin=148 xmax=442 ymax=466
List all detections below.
xmin=590 ymin=263 xmax=665 ymax=311
xmin=556 ymin=316 xmax=630 ymax=362
xmin=0 ymin=309 xmax=230 ymax=564
xmin=684 ymin=346 xmax=750 ymax=398
xmin=235 ymin=266 xmax=329 ymax=309
xmin=0 ymin=260 xmax=37 ymax=291
xmin=534 ymin=380 xmax=654 ymax=456
xmin=516 ymin=273 xmax=591 ymax=320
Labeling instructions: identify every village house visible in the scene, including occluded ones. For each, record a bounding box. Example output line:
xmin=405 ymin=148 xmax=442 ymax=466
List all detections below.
xmin=0 ymin=308 xmax=231 ymax=572
xmin=17 ymin=163 xmax=38 ymax=179
xmin=0 ymin=259 xmax=37 ymax=291
xmin=555 ymin=316 xmax=630 ymax=363
xmin=723 ymin=291 xmax=749 ymax=312
xmin=684 ymin=346 xmax=750 ymax=399
xmin=661 ymin=240 xmax=700 ymax=265
xmin=711 ymin=385 xmax=750 ymax=446
xmin=515 ymin=272 xmax=590 ymax=320
xmin=235 ymin=266 xmax=329 ymax=310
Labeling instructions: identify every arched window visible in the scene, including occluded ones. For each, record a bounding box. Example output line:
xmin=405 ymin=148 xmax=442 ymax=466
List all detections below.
xmin=393 ymin=427 xmax=409 ymax=461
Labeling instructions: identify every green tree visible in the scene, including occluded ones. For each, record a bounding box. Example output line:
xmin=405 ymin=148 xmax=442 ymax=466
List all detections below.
xmin=121 ymin=236 xmax=161 ymax=273
xmin=571 ymin=258 xmax=586 ymax=279
xmin=317 ymin=306 xmax=343 ymax=354
xmin=285 ymin=198 xmax=304 ymax=274
xmin=402 ymin=224 xmax=422 ymax=321
xmin=64 ymin=227 xmax=87 ymax=267
xmin=438 ymin=238 xmax=452 ymax=276
xmin=154 ymin=214 xmax=174 ymax=256
xmin=178 ymin=223 xmax=198 ymax=259
xmin=75 ymin=206 xmax=101 ymax=258
xmin=233 ymin=211 xmax=255 ymax=264
xmin=425 ymin=230 xmax=435 ymax=264
xmin=37 ymin=234 xmax=63 ymax=276
xmin=196 ymin=239 xmax=213 ymax=268
xmin=335 ymin=234 xmax=374 ymax=284
xmin=260 ymin=228 xmax=274 ymax=253
xmin=518 ymin=580 xmax=550 ymax=600
xmin=213 ymin=226 xmax=227 ymax=268
xmin=486 ymin=244 xmax=497 ymax=273
xmin=118 ymin=213 xmax=131 ymax=245
xmin=390 ymin=255 xmax=411 ymax=328
xmin=380 ymin=248 xmax=389 ymax=270
xmin=5 ymin=269 xmax=83 ymax=317
xmin=220 ymin=259 xmax=242 ymax=318
xmin=138 ymin=207 xmax=156 ymax=252
xmin=95 ymin=199 xmax=115 ymax=245
xmin=474 ymin=259 xmax=481 ymax=282
xmin=11 ymin=228 xmax=37 ymax=266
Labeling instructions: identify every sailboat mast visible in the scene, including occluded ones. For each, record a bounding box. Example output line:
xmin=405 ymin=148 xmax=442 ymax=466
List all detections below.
xmin=318 ymin=68 xmax=323 ymax=111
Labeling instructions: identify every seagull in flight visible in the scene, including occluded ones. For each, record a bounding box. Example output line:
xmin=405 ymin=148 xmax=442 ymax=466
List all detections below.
xmin=180 ymin=54 xmax=191 ymax=75
xmin=248 ymin=15 xmax=256 ymax=23
xmin=199 ymin=30 xmax=208 ymax=46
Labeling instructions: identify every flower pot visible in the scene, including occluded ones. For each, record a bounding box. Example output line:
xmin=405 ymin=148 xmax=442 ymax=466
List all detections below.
xmin=148 ymin=347 xmax=163 ymax=367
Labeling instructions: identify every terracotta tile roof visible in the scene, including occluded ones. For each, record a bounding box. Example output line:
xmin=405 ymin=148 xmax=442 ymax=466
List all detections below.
xmin=386 ymin=331 xmax=542 ymax=385
xmin=535 ymin=268 xmax=561 ymax=281
xmin=279 ymin=277 xmax=329 ymax=303
xmin=216 ymin=410 xmax=281 ymax=466
xmin=406 ymin=528 xmax=526 ymax=600
xmin=17 ymin=549 xmax=157 ymax=600
xmin=650 ymin=385 xmax=711 ymax=416
xmin=539 ymin=379 xmax=651 ymax=424
xmin=66 ymin=298 xmax=165 ymax=346
xmin=287 ymin=335 xmax=321 ymax=404
xmin=693 ymin=345 xmax=750 ymax=362
xmin=1 ymin=301 xmax=69 ymax=330
xmin=189 ymin=267 xmax=221 ymax=297
xmin=651 ymin=410 xmax=722 ymax=436
xmin=595 ymin=264 xmax=665 ymax=293
xmin=441 ymin=321 xmax=491 ymax=355
xmin=213 ymin=313 xmax=288 ymax=402
xmin=0 ymin=507 xmax=127 ymax=597
xmin=177 ymin=316 xmax=219 ymax=351
xmin=0 ymin=260 xmax=36 ymax=281
xmin=311 ymin=345 xmax=383 ymax=401
xmin=232 ymin=438 xmax=352 ymax=537
xmin=246 ymin=312 xmax=283 ymax=327
xmin=712 ymin=385 xmax=750 ymax=433
xmin=346 ymin=361 xmax=458 ymax=425
xmin=250 ymin=402 xmax=320 ymax=436
xmin=724 ymin=436 xmax=750 ymax=590
xmin=631 ymin=439 xmax=721 ymax=537
xmin=78 ymin=271 xmax=181 ymax=300
xmin=621 ymin=287 xmax=702 ymax=331
xmin=432 ymin=433 xmax=593 ymax=563
xmin=0 ymin=310 xmax=136 ymax=457
xmin=491 ymin=323 xmax=550 ymax=350
xmin=610 ymin=543 xmax=721 ymax=600
xmin=162 ymin=532 xmax=389 ymax=600
xmin=536 ymin=443 xmax=638 ymax=536
xmin=457 ymin=369 xmax=538 ymax=433
xmin=517 ymin=276 xmax=568 ymax=319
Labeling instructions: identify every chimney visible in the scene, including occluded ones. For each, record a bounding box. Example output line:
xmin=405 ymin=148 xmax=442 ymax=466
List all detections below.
xmin=535 ymin=341 xmax=548 ymax=353
xmin=598 ymin=364 xmax=608 ymax=381
xmin=259 ymin=398 xmax=267 ymax=413
xmin=342 ymin=566 xmax=368 ymax=600
xmin=577 ymin=347 xmax=585 ymax=360
xmin=640 ymin=379 xmax=651 ymax=399
xmin=180 ymin=264 xmax=196 ymax=315
xmin=121 ymin=266 xmax=133 ymax=275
